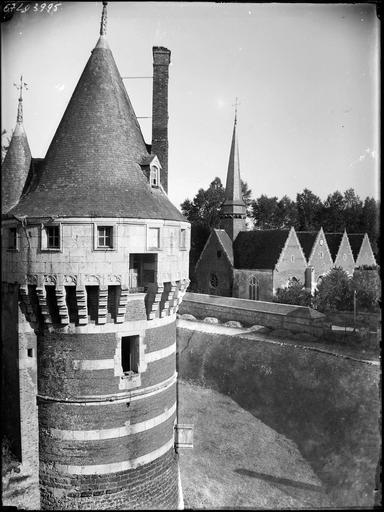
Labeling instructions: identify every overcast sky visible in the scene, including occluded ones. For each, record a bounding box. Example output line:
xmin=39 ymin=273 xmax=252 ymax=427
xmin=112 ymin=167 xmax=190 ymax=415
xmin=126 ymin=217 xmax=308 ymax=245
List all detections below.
xmin=1 ymin=2 xmax=380 ymax=210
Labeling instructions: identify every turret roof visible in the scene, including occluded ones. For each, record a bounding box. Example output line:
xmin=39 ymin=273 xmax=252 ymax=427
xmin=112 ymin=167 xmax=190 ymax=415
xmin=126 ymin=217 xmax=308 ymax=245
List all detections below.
xmin=5 ymin=10 xmax=185 ymax=222
xmin=1 ymin=83 xmax=31 ymax=214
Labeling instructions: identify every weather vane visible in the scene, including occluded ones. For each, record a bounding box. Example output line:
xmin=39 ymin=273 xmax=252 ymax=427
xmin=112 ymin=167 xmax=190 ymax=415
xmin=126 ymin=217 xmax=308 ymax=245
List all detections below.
xmin=100 ymin=1 xmax=108 ymax=36
xmin=232 ymin=97 xmax=240 ymax=123
xmin=13 ymin=75 xmax=28 ymax=123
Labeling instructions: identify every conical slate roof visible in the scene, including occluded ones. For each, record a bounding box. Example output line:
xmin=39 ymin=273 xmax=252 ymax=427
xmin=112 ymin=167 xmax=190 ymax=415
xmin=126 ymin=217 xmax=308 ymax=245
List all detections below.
xmin=6 ymin=35 xmax=185 ymax=221
xmin=221 ymin=115 xmax=246 ymax=215
xmin=1 ymin=100 xmax=31 ymax=214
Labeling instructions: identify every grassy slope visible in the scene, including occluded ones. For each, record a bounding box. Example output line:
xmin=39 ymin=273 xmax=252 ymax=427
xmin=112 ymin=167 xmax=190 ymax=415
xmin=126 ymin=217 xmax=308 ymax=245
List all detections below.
xmin=178 ymin=381 xmax=331 ymax=509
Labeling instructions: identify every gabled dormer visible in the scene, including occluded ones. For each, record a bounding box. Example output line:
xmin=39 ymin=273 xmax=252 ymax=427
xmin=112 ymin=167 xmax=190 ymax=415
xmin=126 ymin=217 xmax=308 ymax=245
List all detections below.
xmin=140 ymin=154 xmax=162 ymax=189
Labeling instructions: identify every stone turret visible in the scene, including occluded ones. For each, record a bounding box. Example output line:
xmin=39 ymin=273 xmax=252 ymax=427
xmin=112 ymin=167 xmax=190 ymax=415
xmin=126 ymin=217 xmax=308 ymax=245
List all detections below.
xmin=219 ymin=109 xmax=247 ymax=241
xmin=1 ymin=76 xmax=31 ymax=214
xmin=1 ymin=3 xmax=189 ymax=509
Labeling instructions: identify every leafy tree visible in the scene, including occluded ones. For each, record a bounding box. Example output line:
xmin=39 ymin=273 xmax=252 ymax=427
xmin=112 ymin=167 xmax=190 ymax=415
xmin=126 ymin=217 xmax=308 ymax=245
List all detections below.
xmin=321 ymin=191 xmax=346 ymax=232
xmin=343 ymin=188 xmax=364 ymax=232
xmin=351 ymin=267 xmax=381 ymax=312
xmin=181 ymin=177 xmax=225 ymax=230
xmin=251 ymin=195 xmax=279 ymax=229
xmin=275 ymin=195 xmax=298 ymax=229
xmin=273 ymin=280 xmax=312 ymax=307
xmin=296 ymin=188 xmax=322 ymax=231
xmin=314 ymin=267 xmax=353 ymax=312
xmin=360 ymin=197 xmax=379 ymax=255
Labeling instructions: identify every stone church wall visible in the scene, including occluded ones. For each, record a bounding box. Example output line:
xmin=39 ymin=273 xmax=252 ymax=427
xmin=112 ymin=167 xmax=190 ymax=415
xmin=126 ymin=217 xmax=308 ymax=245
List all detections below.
xmin=195 ymin=235 xmax=233 ymax=296
xmin=232 ymin=269 xmax=273 ymax=301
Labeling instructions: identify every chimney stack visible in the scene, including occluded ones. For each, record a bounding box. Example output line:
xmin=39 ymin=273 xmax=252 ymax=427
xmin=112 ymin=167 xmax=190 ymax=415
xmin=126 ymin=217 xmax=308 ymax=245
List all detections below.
xmin=152 ymin=47 xmax=171 ymax=193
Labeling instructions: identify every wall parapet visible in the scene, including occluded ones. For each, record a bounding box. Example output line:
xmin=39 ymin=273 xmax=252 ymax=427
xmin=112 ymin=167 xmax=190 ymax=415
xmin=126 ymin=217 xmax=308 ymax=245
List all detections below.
xmin=179 ymin=292 xmax=329 ymax=338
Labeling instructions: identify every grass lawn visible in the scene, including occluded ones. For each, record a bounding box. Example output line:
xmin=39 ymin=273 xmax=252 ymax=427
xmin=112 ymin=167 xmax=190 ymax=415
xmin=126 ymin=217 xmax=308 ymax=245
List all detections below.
xmin=178 ymin=380 xmax=331 ymax=509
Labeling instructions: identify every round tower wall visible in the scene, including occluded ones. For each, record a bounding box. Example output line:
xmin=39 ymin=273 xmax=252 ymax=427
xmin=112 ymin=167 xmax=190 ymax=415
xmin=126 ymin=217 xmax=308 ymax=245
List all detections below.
xmin=2 ymin=216 xmax=189 ymax=510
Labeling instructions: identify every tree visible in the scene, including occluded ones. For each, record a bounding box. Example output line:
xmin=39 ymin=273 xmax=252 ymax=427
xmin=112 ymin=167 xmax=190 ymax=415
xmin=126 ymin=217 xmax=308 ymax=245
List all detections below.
xmin=321 ymin=191 xmax=346 ymax=232
xmin=275 ymin=195 xmax=298 ymax=229
xmin=314 ymin=267 xmax=353 ymax=312
xmin=360 ymin=197 xmax=379 ymax=255
xmin=251 ymin=195 xmax=279 ymax=229
xmin=351 ymin=268 xmax=381 ymax=312
xmin=273 ymin=279 xmax=312 ymax=307
xmin=180 ymin=177 xmax=225 ymax=230
xmin=296 ymin=188 xmax=322 ymax=231
xmin=343 ymin=188 xmax=364 ymax=232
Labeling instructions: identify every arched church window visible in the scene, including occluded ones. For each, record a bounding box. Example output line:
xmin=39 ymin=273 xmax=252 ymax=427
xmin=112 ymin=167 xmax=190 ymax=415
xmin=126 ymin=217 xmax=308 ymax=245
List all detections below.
xmin=249 ymin=276 xmax=259 ymax=300
xmin=210 ymin=273 xmax=218 ymax=288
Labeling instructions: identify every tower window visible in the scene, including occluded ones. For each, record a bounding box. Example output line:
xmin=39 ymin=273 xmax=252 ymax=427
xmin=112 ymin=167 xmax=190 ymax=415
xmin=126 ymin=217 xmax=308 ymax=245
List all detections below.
xmin=98 ymin=226 xmax=113 ymax=248
xmin=121 ymin=336 xmax=139 ymax=374
xmin=46 ymin=226 xmax=60 ymax=249
xmin=180 ymin=229 xmax=187 ymax=249
xmin=8 ymin=228 xmax=17 ymax=250
xmin=148 ymin=227 xmax=160 ymax=249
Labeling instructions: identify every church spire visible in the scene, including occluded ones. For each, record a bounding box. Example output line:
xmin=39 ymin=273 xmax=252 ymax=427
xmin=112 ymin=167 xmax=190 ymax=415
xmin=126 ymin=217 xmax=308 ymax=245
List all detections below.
xmin=100 ymin=1 xmax=107 ymax=36
xmin=219 ymin=102 xmax=247 ymax=241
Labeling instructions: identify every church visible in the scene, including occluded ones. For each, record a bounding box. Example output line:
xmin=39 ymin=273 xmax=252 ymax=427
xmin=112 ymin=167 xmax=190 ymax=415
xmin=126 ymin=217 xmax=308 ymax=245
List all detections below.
xmin=195 ymin=113 xmax=377 ymax=300
xmin=2 ymin=3 xmax=189 ymax=509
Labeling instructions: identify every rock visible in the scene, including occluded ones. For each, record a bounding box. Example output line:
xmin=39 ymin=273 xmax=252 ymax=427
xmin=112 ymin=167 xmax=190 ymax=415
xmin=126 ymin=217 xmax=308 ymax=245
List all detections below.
xmin=248 ymin=325 xmax=271 ymax=334
xmin=203 ymin=317 xmax=219 ymax=324
xmin=180 ymin=314 xmax=197 ymax=321
xmin=224 ymin=320 xmax=243 ymax=328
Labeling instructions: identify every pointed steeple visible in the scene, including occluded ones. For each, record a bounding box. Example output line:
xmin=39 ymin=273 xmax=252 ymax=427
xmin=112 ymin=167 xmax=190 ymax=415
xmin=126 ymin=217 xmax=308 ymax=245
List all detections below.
xmin=6 ymin=3 xmax=184 ymax=221
xmin=219 ymin=103 xmax=247 ymax=241
xmin=1 ymin=76 xmax=31 ymax=214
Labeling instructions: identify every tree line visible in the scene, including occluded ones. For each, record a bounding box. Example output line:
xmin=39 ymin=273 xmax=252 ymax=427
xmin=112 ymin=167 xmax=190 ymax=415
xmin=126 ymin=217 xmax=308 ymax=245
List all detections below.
xmin=181 ymin=177 xmax=380 ymax=271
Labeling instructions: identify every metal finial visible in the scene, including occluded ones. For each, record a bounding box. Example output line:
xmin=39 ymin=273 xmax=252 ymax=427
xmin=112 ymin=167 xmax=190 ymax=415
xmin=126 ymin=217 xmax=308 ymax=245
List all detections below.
xmin=100 ymin=1 xmax=108 ymax=36
xmin=13 ymin=75 xmax=28 ymax=123
xmin=232 ymin=97 xmax=240 ymax=124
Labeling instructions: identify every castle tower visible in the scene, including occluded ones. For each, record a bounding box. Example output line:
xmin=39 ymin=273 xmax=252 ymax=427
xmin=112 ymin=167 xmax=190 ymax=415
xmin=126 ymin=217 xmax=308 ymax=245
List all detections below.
xmin=1 ymin=76 xmax=31 ymax=214
xmin=1 ymin=3 xmax=190 ymax=509
xmin=152 ymin=47 xmax=171 ymax=193
xmin=219 ymin=107 xmax=247 ymax=241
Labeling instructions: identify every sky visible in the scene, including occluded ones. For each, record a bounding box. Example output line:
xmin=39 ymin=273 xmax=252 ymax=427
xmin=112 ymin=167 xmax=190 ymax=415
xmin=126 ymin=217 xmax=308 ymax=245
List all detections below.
xmin=1 ymin=2 xmax=380 ymax=211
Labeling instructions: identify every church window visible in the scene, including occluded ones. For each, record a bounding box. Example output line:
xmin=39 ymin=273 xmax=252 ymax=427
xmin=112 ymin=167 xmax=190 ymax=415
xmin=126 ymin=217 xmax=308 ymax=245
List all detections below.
xmin=180 ymin=229 xmax=187 ymax=249
xmin=46 ymin=226 xmax=60 ymax=249
xmin=319 ymin=251 xmax=324 ymax=259
xmin=121 ymin=335 xmax=139 ymax=374
xmin=210 ymin=273 xmax=218 ymax=288
xmin=148 ymin=227 xmax=160 ymax=249
xmin=290 ymin=255 xmax=295 ymax=263
xmin=8 ymin=227 xmax=18 ymax=250
xmin=249 ymin=276 xmax=259 ymax=300
xmin=217 ymin=250 xmax=222 ymax=258
xmin=98 ymin=226 xmax=113 ymax=248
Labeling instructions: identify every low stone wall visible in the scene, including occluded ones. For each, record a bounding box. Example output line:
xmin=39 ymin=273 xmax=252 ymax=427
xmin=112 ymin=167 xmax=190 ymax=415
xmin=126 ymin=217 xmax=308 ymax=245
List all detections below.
xmin=179 ymin=292 xmax=329 ymax=338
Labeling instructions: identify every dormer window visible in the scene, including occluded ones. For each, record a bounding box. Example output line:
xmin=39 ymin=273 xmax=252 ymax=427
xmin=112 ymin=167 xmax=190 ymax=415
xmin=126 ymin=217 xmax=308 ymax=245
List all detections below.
xmin=150 ymin=165 xmax=159 ymax=187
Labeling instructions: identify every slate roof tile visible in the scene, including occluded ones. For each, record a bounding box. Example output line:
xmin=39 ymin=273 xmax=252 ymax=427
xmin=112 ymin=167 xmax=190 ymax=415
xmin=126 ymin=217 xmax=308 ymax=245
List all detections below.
xmin=5 ymin=37 xmax=185 ymax=222
xmin=233 ymin=230 xmax=290 ymax=269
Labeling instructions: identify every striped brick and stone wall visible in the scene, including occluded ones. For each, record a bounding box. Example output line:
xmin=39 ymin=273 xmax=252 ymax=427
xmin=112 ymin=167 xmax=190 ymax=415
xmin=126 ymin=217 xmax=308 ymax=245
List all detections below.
xmin=2 ymin=216 xmax=190 ymax=510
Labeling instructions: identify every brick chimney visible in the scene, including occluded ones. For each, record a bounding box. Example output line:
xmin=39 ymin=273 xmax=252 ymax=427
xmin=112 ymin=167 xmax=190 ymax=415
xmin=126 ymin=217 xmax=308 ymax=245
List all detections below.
xmin=152 ymin=47 xmax=171 ymax=193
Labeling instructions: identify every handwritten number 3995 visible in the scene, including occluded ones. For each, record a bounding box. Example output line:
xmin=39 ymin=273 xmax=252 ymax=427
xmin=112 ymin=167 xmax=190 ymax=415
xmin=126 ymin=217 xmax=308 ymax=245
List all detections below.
xmin=3 ymin=3 xmax=62 ymax=13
